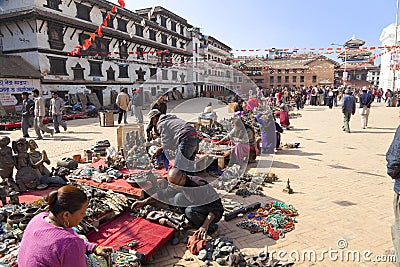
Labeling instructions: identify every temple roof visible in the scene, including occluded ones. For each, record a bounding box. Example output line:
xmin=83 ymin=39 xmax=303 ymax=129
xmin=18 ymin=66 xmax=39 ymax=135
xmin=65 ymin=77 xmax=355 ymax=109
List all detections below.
xmin=344 ymin=34 xmax=366 ymax=47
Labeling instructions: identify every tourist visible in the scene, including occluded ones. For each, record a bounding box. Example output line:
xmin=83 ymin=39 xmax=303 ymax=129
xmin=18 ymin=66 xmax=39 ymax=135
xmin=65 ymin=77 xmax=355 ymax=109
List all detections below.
xmin=341 ymin=89 xmax=356 ymax=133
xmin=132 ymin=168 xmax=223 ymax=240
xmin=295 ymin=92 xmax=302 ymax=110
xmin=32 ymin=89 xmax=54 ymax=140
xmin=18 ymin=185 xmax=113 ymax=267
xmin=359 ymin=87 xmax=374 ymax=129
xmin=216 ymin=118 xmax=256 ymax=165
xmin=151 ymin=96 xmax=167 ymax=115
xmin=116 ymin=87 xmax=130 ymax=124
xmin=131 ymin=88 xmax=144 ymax=123
xmin=148 ymin=109 xmax=200 ymax=173
xmin=49 ymin=92 xmax=67 ymax=133
xmin=386 ymin=127 xmax=400 ymax=267
xmin=387 ymin=89 xmax=394 ymax=107
xmin=21 ymin=92 xmax=35 ymax=138
xmin=310 ymin=87 xmax=317 ymax=106
xmin=328 ymin=89 xmax=334 ymax=109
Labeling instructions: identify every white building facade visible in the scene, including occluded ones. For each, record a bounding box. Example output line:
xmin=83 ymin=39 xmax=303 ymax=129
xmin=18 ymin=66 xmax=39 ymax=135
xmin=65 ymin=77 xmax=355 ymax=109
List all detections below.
xmin=379 ymin=24 xmax=400 ymax=91
xmin=0 ymin=0 xmax=232 ymax=106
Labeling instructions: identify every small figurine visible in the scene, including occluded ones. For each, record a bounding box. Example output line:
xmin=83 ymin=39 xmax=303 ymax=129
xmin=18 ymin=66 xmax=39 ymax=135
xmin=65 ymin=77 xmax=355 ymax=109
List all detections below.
xmin=283 ymin=179 xmax=294 ymax=194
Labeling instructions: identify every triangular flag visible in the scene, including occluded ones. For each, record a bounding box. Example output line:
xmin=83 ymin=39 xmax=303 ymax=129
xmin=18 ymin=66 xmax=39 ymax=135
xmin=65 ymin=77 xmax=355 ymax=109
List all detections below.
xmin=82 ymin=39 xmax=92 ymax=50
xmin=103 ymin=19 xmax=108 ymax=27
xmin=106 ymin=12 xmax=111 ymax=20
xmin=96 ymin=25 xmax=103 ymax=37
xmin=90 ymin=33 xmax=96 ymax=41
xmin=111 ymin=5 xmax=117 ymax=13
xmin=118 ymin=0 xmax=125 ymax=8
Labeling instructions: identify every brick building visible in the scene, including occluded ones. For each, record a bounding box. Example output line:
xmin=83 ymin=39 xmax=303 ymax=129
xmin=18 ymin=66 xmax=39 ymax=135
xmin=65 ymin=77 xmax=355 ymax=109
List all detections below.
xmin=238 ymin=55 xmax=339 ymax=90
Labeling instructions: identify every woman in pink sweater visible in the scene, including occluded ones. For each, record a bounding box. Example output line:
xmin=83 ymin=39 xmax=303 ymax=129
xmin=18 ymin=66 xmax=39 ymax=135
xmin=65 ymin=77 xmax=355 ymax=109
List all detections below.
xmin=18 ymin=186 xmax=113 ymax=267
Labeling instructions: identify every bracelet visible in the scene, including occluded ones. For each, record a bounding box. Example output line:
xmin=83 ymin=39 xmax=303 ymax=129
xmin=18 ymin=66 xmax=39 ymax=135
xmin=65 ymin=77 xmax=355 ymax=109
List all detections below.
xmin=92 ymin=245 xmax=101 ymax=254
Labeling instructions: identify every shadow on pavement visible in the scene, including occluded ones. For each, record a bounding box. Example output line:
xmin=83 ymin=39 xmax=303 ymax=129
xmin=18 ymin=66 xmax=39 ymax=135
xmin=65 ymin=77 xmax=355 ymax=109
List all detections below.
xmin=271 ymin=160 xmax=300 ymax=169
xmin=350 ymin=131 xmax=395 ymax=134
xmin=278 ymin=149 xmax=322 ymax=157
xmin=356 ymin=171 xmax=386 ymax=178
xmin=368 ymin=127 xmax=398 ymax=131
xmin=327 ymin=164 xmax=353 ymax=170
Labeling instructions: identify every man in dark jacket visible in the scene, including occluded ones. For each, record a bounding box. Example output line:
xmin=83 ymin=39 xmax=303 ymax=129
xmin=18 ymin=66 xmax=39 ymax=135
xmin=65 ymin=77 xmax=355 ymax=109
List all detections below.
xmin=132 ymin=168 xmax=223 ymax=239
xmin=359 ymin=87 xmax=374 ymax=129
xmin=386 ymin=126 xmax=400 ymax=266
xmin=148 ymin=109 xmax=200 ymax=173
xmin=131 ymin=88 xmax=143 ymax=123
xmin=151 ymin=96 xmax=167 ymax=115
xmin=21 ymin=92 xmax=35 ymax=138
xmin=341 ymin=89 xmax=356 ymax=133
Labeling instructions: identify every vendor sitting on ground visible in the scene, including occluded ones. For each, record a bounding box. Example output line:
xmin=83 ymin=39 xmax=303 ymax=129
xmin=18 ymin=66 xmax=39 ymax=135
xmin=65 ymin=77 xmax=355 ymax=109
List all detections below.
xmin=199 ymin=102 xmax=218 ymax=121
xmin=18 ymin=185 xmax=113 ymax=267
xmin=275 ymin=103 xmax=291 ymax=130
xmin=216 ymin=118 xmax=257 ymax=165
xmin=132 ymin=168 xmax=224 ymax=239
xmin=148 ymin=109 xmax=200 ymax=173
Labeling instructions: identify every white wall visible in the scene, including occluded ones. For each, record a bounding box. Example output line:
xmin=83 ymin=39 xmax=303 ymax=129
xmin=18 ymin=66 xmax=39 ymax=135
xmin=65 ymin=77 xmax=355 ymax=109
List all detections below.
xmin=379 ymin=24 xmax=400 ymax=91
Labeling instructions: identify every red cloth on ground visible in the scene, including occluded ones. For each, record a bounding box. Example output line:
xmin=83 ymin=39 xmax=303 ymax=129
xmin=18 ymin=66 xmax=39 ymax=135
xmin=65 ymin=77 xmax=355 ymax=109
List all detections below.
xmin=76 ymin=159 xmax=168 ymax=198
xmin=0 ymin=188 xmax=56 ymax=206
xmin=87 ymin=212 xmax=174 ymax=260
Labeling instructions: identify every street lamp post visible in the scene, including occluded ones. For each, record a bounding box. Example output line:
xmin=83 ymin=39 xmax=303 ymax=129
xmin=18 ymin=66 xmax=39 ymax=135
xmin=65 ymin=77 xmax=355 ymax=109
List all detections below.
xmin=331 ymin=43 xmax=347 ymax=87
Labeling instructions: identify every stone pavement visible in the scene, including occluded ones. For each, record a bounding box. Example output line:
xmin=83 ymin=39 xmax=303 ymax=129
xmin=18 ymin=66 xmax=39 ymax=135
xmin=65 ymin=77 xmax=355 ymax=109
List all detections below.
xmin=0 ymin=99 xmax=398 ymax=266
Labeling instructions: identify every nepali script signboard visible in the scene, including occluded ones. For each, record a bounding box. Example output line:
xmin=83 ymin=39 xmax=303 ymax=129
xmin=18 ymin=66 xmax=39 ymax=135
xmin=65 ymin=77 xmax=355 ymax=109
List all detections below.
xmin=0 ymin=78 xmax=40 ymax=106
xmin=390 ymin=51 xmax=400 ymax=70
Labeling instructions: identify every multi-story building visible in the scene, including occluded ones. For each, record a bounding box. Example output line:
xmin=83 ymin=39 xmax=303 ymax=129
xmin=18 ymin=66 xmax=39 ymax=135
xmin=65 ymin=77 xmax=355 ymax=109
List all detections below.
xmin=238 ymin=55 xmax=339 ymax=90
xmin=0 ymin=1 xmax=232 ymax=106
xmin=379 ymin=24 xmax=399 ymax=91
xmin=367 ymin=69 xmax=380 ymax=87
xmin=334 ymin=35 xmax=379 ymax=88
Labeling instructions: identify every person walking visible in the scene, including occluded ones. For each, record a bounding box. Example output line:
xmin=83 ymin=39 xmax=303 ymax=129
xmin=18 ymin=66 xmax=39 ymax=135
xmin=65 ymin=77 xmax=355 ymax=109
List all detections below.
xmin=388 ymin=89 xmax=394 ymax=107
xmin=131 ymin=88 xmax=144 ymax=123
xmin=49 ymin=92 xmax=67 ymax=133
xmin=341 ymin=89 xmax=356 ymax=133
xmin=328 ymin=89 xmax=334 ymax=109
xmin=32 ymin=89 xmax=54 ymax=140
xmin=359 ymin=87 xmax=374 ymax=129
xmin=386 ymin=126 xmax=400 ymax=267
xmin=116 ymin=88 xmax=130 ymax=124
xmin=21 ymin=92 xmax=35 ymax=138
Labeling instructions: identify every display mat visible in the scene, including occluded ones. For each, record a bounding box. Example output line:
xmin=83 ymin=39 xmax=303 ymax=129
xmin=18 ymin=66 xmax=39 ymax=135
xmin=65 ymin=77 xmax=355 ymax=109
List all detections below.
xmin=75 ymin=159 xmax=168 ymax=198
xmin=0 ymin=187 xmax=56 ymax=206
xmin=87 ymin=212 xmax=175 ymax=260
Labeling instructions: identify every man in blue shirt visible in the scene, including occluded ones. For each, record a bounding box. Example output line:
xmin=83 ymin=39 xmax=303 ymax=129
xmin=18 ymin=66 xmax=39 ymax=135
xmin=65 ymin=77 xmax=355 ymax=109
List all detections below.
xmin=386 ymin=126 xmax=400 ymax=266
xmin=341 ymin=89 xmax=356 ymax=133
xmin=359 ymin=87 xmax=374 ymax=129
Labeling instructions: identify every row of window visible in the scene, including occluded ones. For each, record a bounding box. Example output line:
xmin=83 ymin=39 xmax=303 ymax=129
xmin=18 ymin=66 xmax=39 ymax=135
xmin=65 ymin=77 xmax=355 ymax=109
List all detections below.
xmin=49 ymin=57 xmax=130 ymax=79
xmin=253 ymin=76 xmax=318 ymax=83
xmin=49 ymin=57 xmax=182 ymax=81
xmin=44 ymin=0 xmax=187 ymax=41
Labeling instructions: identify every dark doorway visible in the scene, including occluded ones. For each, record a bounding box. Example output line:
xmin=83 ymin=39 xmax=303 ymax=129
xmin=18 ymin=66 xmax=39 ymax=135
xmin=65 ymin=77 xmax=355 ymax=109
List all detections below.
xmin=86 ymin=86 xmax=106 ymax=106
